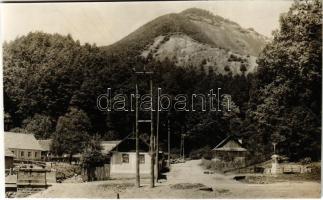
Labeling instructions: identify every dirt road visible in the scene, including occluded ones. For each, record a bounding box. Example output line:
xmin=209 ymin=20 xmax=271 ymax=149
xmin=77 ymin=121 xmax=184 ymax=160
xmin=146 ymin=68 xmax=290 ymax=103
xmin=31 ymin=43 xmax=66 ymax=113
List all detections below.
xmin=31 ymin=159 xmax=321 ymax=198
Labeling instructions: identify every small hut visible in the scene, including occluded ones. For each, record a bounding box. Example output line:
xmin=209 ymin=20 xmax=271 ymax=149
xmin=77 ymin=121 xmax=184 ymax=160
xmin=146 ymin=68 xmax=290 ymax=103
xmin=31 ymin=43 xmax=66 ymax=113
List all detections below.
xmin=212 ymin=135 xmax=247 ymax=166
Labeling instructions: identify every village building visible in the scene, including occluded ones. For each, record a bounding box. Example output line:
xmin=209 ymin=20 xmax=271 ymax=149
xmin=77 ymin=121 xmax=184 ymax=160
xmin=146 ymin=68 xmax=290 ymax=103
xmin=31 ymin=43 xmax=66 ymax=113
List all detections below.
xmin=212 ymin=135 xmax=247 ymax=167
xmin=38 ymin=139 xmax=53 ymax=161
xmin=5 ymin=132 xmax=43 ymax=161
xmin=107 ymin=134 xmax=153 ymax=178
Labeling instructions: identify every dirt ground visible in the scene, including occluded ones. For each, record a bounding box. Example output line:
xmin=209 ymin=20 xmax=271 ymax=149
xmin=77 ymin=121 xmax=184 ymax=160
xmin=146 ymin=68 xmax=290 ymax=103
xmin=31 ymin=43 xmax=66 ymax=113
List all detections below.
xmin=31 ymin=159 xmax=321 ymax=198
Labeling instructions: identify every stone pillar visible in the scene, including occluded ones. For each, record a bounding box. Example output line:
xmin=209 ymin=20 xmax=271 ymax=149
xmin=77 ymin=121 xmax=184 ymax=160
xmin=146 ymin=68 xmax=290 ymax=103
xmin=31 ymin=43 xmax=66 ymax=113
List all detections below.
xmin=271 ymin=154 xmax=281 ymax=175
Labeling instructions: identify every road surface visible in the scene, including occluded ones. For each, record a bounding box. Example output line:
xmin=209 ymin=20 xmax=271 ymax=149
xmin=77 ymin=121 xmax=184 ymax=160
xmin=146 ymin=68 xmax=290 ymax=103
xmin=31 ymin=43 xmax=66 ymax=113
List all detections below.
xmin=31 ymin=159 xmax=321 ymax=198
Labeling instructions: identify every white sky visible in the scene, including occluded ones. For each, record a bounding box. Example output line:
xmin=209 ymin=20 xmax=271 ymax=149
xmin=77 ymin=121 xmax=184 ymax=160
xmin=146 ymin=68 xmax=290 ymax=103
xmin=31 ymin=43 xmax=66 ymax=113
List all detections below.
xmin=1 ymin=1 xmax=293 ymax=46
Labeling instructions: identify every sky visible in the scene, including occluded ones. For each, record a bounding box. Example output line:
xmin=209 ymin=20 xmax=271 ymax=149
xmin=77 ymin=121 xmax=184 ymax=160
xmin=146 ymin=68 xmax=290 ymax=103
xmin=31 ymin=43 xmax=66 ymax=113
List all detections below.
xmin=1 ymin=1 xmax=293 ymax=46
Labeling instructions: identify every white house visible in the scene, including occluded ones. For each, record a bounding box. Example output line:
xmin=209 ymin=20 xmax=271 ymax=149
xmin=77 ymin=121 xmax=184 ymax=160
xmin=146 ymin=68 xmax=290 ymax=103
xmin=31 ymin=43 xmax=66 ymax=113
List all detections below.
xmin=106 ymin=134 xmax=153 ymax=178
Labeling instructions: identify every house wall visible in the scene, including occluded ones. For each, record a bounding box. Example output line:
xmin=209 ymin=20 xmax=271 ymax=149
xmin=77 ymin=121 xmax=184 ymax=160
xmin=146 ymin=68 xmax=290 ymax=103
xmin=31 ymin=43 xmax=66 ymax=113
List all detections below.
xmin=110 ymin=152 xmax=151 ymax=178
xmin=9 ymin=148 xmax=42 ymax=160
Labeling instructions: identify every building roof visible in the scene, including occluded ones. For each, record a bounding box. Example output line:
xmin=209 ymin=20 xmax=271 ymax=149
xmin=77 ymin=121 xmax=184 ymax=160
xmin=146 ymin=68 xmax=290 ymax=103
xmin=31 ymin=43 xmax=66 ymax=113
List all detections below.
xmin=212 ymin=135 xmax=247 ymax=152
xmin=5 ymin=132 xmax=44 ymax=151
xmin=110 ymin=133 xmax=150 ymax=152
xmin=38 ymin=139 xmax=53 ymax=151
xmin=101 ymin=140 xmax=121 ymax=154
xmin=5 ymin=148 xmax=15 ymax=157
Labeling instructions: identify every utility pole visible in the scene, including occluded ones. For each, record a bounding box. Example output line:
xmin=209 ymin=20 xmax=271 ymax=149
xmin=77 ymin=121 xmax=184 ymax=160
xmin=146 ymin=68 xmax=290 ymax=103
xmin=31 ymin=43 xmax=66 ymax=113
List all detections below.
xmin=155 ymin=88 xmax=160 ymax=182
xmin=180 ymin=133 xmax=186 ymax=161
xmin=134 ymin=68 xmax=154 ymax=188
xmin=149 ymin=78 xmax=155 ymax=188
xmin=135 ymin=84 xmax=140 ymax=188
xmin=167 ymin=119 xmax=170 ymax=167
xmin=182 ymin=134 xmax=185 ymax=161
xmin=135 ymin=68 xmax=155 ymax=188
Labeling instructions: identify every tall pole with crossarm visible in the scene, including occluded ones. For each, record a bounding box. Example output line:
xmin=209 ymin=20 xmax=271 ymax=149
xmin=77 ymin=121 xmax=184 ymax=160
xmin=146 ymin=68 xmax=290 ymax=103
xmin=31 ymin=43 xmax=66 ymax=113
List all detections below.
xmin=134 ymin=68 xmax=155 ymax=188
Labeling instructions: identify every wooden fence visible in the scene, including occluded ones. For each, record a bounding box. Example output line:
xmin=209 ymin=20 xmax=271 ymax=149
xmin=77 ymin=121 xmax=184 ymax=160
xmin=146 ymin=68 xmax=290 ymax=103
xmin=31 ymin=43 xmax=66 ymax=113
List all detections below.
xmin=82 ymin=164 xmax=110 ymax=181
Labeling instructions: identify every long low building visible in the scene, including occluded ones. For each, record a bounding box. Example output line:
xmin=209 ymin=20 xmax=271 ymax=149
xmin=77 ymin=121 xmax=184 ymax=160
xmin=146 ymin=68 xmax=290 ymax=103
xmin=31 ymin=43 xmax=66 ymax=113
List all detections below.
xmin=5 ymin=132 xmax=44 ymax=161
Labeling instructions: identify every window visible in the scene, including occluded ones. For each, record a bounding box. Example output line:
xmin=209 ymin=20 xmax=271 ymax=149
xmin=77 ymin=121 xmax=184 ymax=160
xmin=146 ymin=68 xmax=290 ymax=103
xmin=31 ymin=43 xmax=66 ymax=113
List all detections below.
xmin=35 ymin=152 xmax=38 ymax=158
xmin=20 ymin=151 xmax=24 ymax=157
xmin=139 ymin=154 xmax=145 ymax=164
xmin=28 ymin=152 xmax=31 ymax=157
xmin=122 ymin=154 xmax=129 ymax=163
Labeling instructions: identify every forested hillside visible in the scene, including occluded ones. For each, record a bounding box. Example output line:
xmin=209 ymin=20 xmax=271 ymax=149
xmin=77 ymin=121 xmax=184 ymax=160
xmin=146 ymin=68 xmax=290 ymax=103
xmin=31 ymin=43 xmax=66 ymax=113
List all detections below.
xmin=3 ymin=1 xmax=321 ymax=161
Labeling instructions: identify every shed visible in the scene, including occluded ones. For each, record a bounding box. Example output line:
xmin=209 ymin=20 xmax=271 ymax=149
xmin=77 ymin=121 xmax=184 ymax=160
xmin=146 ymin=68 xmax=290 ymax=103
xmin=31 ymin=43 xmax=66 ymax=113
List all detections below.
xmin=212 ymin=135 xmax=247 ymax=166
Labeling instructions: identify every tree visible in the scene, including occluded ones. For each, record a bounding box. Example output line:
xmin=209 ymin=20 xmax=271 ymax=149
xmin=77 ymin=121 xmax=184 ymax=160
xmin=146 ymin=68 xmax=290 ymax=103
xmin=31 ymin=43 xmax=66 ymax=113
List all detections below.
xmin=82 ymin=135 xmax=106 ymax=181
xmin=246 ymin=0 xmax=321 ymax=161
xmin=23 ymin=114 xmax=55 ymax=139
xmin=51 ymin=107 xmax=91 ymax=163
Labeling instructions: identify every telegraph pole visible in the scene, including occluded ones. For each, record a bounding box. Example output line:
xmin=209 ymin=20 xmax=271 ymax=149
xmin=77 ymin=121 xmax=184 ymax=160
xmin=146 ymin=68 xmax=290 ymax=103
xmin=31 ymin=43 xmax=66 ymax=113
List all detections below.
xmin=155 ymin=89 xmax=160 ymax=182
xmin=182 ymin=134 xmax=185 ymax=161
xmin=180 ymin=133 xmax=186 ymax=161
xmin=135 ymin=84 xmax=140 ymax=188
xmin=167 ymin=119 xmax=170 ymax=167
xmin=149 ymin=78 xmax=155 ymax=188
xmin=134 ymin=68 xmax=155 ymax=188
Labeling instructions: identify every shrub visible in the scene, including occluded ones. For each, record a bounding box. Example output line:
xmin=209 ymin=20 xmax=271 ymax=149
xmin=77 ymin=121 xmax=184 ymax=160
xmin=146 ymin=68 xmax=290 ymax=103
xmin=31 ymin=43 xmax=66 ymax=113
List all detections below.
xmin=200 ymin=158 xmax=245 ymax=172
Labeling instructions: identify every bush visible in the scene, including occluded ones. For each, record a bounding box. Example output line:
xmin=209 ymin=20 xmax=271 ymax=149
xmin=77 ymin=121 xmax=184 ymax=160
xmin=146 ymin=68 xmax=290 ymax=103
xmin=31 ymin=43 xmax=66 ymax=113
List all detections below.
xmin=300 ymin=157 xmax=312 ymax=164
xmin=52 ymin=162 xmax=81 ymax=182
xmin=200 ymin=158 xmax=245 ymax=172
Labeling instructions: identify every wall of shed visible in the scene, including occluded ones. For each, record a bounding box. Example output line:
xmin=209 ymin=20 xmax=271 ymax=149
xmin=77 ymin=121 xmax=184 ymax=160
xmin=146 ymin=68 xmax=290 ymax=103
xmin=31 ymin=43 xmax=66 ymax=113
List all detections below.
xmin=214 ymin=150 xmax=247 ymax=160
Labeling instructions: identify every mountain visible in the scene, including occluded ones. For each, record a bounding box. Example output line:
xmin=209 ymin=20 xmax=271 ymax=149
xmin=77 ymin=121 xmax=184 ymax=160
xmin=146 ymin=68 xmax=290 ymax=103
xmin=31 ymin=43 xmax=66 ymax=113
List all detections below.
xmin=102 ymin=8 xmax=269 ymax=75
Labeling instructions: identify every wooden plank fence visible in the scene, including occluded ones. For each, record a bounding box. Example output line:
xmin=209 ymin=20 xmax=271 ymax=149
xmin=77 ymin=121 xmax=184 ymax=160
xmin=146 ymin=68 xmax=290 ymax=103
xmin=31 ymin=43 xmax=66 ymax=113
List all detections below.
xmin=82 ymin=164 xmax=110 ymax=181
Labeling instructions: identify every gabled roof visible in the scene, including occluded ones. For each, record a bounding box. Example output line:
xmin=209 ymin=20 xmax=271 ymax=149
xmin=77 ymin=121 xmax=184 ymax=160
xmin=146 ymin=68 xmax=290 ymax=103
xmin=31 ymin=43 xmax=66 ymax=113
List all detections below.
xmin=5 ymin=132 xmax=44 ymax=151
xmin=38 ymin=139 xmax=52 ymax=151
xmin=101 ymin=140 xmax=121 ymax=154
xmin=212 ymin=135 xmax=247 ymax=152
xmin=110 ymin=133 xmax=150 ymax=152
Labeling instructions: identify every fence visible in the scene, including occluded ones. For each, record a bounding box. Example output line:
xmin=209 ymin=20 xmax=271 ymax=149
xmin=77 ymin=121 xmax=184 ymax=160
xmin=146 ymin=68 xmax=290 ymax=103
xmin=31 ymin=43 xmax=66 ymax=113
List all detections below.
xmin=82 ymin=164 xmax=110 ymax=181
